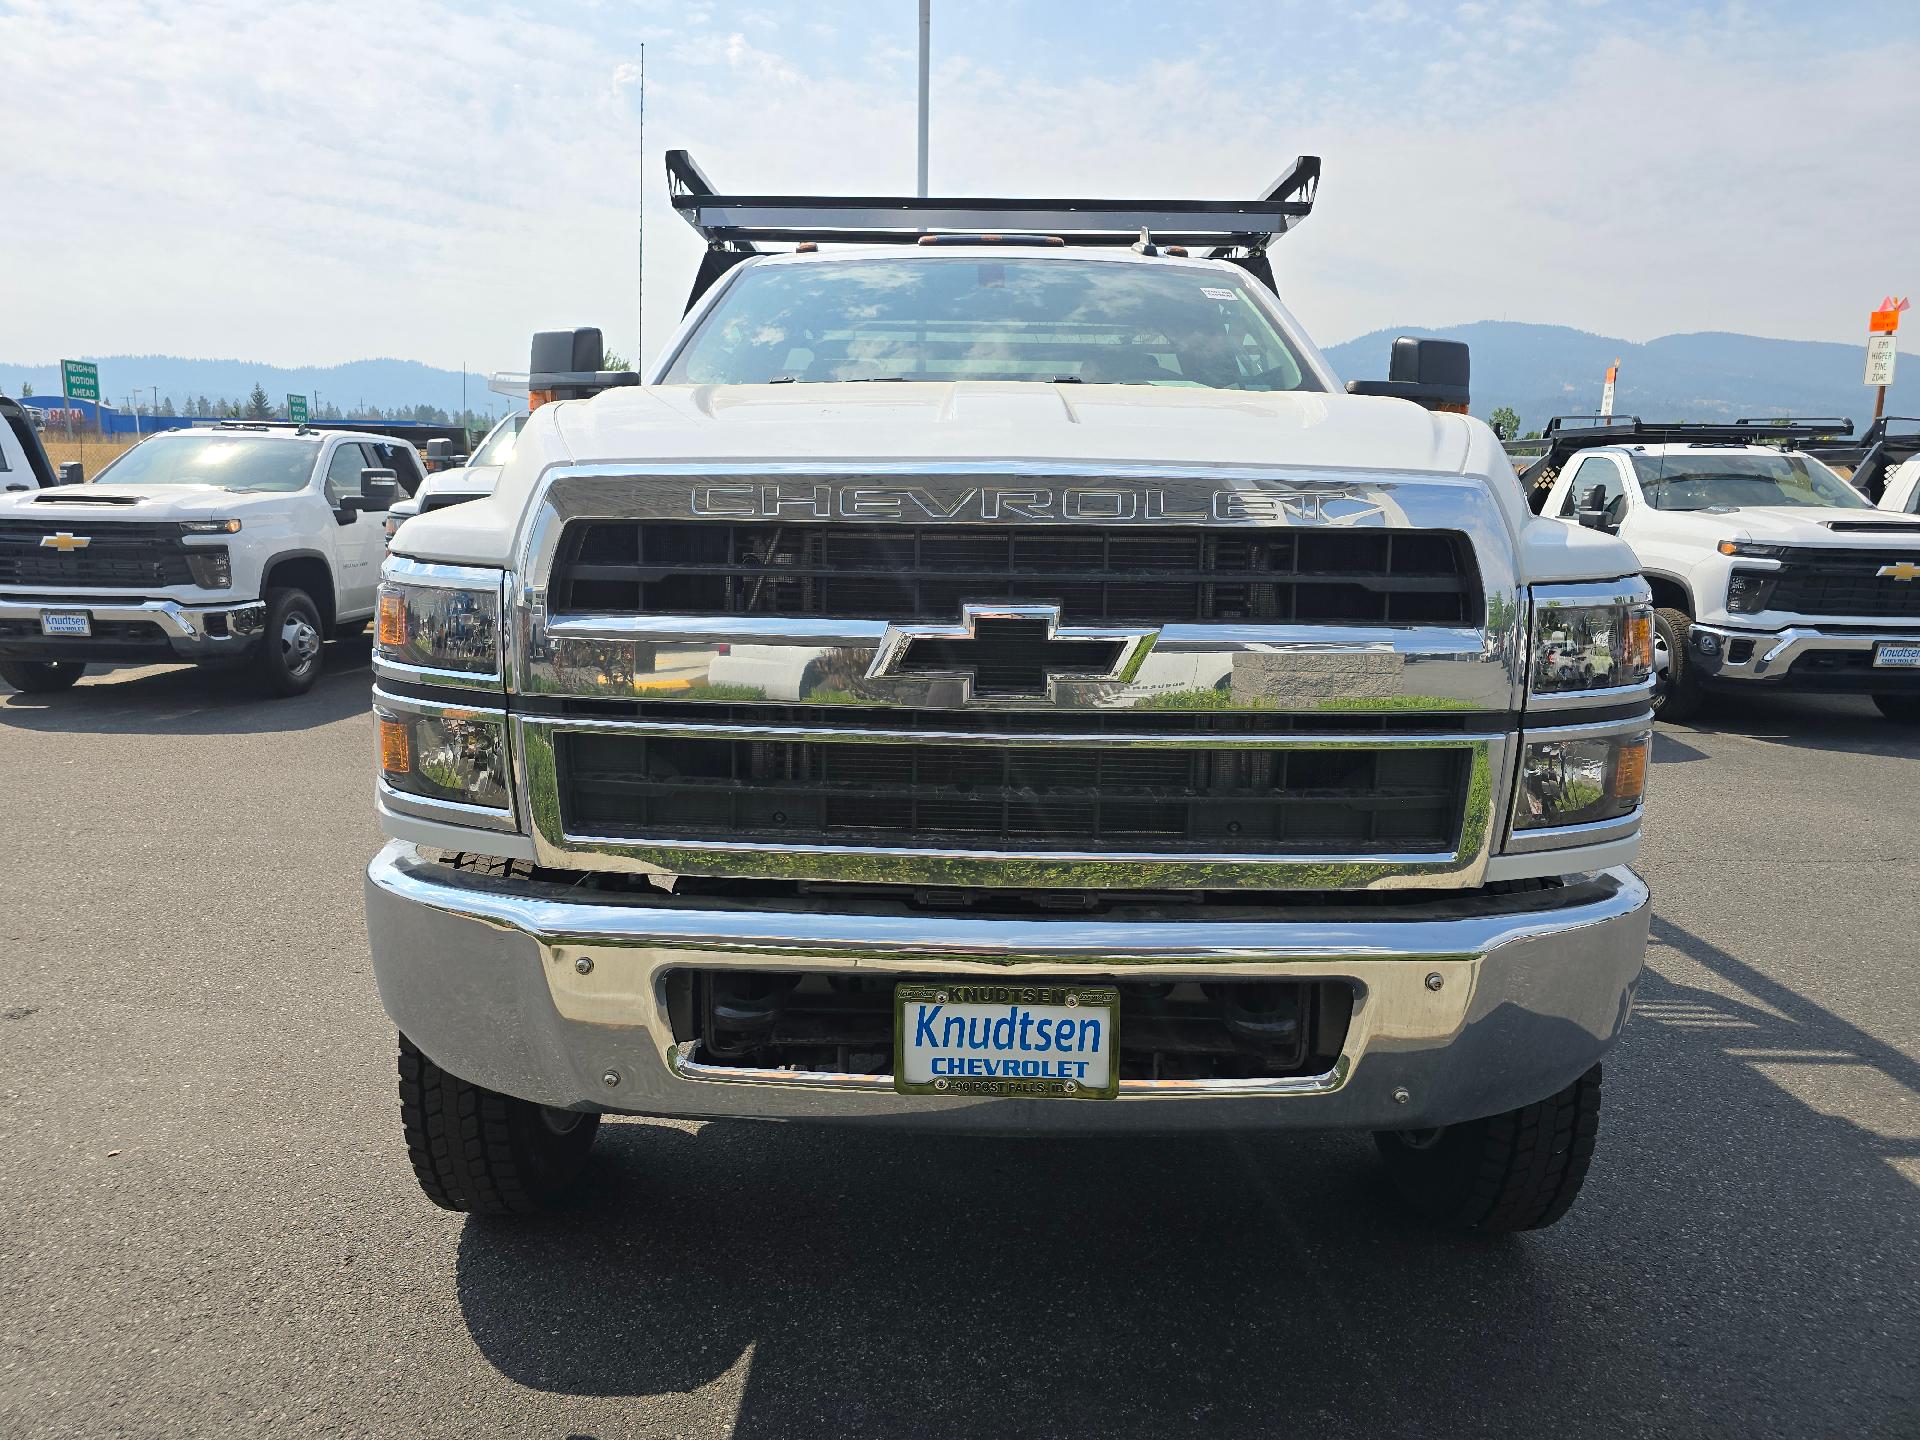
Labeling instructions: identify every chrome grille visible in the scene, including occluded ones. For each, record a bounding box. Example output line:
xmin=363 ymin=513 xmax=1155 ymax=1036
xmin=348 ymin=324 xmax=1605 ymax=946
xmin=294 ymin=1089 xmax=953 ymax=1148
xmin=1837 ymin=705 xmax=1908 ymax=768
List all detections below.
xmin=550 ymin=521 xmax=1478 ymax=625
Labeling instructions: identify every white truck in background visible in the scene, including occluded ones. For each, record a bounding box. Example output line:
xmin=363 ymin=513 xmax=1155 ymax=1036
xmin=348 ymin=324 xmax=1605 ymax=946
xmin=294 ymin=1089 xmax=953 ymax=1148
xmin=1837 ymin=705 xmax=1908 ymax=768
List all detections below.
xmin=0 ymin=422 xmax=422 ymax=696
xmin=1522 ymin=417 xmax=1920 ymax=723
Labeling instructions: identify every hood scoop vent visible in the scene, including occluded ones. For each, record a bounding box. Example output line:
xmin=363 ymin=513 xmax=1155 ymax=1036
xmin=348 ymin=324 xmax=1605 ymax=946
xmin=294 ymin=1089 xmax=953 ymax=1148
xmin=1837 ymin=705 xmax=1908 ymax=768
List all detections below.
xmin=33 ymin=491 xmax=140 ymax=505
xmin=1824 ymin=519 xmax=1920 ymax=533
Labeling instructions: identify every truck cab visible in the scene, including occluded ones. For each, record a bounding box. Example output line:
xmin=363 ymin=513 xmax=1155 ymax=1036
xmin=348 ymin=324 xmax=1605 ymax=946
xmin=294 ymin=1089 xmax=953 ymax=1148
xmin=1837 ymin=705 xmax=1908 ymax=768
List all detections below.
xmin=1526 ymin=418 xmax=1920 ymax=723
xmin=0 ymin=422 xmax=422 ymax=696
xmin=363 ymin=155 xmax=1653 ymax=1232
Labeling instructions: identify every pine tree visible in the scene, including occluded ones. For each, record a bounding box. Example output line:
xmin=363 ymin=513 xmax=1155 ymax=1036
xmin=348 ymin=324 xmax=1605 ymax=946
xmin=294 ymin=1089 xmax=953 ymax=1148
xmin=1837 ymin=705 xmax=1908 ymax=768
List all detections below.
xmin=245 ymin=383 xmax=272 ymax=420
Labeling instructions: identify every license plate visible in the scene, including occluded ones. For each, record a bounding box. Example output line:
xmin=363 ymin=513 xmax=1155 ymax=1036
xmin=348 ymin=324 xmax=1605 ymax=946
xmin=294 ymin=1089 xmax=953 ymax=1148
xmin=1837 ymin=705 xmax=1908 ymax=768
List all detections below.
xmin=40 ymin=610 xmax=91 ymax=637
xmin=895 ymin=983 xmax=1120 ymax=1099
xmin=1873 ymin=642 xmax=1920 ymax=669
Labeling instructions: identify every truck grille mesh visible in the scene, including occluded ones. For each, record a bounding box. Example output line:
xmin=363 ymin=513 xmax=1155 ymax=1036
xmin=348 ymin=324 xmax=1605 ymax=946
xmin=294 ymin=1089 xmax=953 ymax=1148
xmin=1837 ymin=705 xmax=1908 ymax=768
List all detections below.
xmin=550 ymin=522 xmax=1479 ymax=625
xmin=1766 ymin=548 xmax=1920 ymax=619
xmin=557 ymin=732 xmax=1469 ymax=854
xmin=0 ymin=521 xmax=193 ymax=588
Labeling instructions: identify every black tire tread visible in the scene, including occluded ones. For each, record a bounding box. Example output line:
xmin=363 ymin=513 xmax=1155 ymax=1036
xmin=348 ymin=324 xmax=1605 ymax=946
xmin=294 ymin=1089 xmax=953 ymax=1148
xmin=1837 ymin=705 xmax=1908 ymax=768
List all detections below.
xmin=1377 ymin=1065 xmax=1603 ymax=1233
xmin=1653 ymin=607 xmax=1705 ymax=722
xmin=397 ymin=1035 xmax=597 ymax=1215
xmin=0 ymin=659 xmax=85 ymax=693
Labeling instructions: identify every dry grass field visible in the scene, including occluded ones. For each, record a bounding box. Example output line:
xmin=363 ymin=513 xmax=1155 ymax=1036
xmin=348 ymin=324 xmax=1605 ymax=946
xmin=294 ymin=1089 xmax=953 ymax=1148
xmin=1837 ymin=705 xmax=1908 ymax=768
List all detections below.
xmin=36 ymin=434 xmax=140 ymax=475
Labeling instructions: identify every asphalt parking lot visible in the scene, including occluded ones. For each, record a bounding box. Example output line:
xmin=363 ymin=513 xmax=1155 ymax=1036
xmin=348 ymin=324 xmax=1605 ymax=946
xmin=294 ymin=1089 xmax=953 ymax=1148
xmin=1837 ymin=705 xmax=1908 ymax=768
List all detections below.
xmin=1 ymin=645 xmax=1916 ymax=1438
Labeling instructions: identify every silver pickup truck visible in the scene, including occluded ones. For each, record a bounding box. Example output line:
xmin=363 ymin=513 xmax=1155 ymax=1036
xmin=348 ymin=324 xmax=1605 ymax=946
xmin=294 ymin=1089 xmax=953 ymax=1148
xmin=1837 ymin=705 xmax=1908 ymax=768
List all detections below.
xmin=364 ymin=157 xmax=1652 ymax=1232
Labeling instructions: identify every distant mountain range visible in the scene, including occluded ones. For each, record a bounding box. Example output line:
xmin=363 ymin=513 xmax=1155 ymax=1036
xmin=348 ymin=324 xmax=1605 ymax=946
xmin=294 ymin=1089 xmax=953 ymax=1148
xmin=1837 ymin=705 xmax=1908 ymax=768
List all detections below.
xmin=6 ymin=325 xmax=1910 ymax=435
xmin=0 ymin=355 xmax=510 ymax=419
xmin=1322 ymin=323 xmax=1915 ymax=436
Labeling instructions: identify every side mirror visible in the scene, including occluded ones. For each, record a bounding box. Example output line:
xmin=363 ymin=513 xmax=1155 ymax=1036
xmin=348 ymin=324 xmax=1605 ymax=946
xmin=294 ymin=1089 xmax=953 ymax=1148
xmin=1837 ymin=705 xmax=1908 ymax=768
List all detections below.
xmin=1576 ymin=485 xmax=1611 ymax=530
xmin=58 ymin=461 xmax=84 ymax=485
xmin=1345 ymin=337 xmax=1471 ymax=411
xmin=358 ymin=469 xmax=400 ymax=511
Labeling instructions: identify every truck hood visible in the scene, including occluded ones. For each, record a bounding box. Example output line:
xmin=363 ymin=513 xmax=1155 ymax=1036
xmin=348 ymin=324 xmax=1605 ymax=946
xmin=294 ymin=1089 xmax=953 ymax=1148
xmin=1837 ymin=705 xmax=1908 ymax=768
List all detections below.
xmin=552 ymin=382 xmax=1475 ymax=476
xmin=2 ymin=483 xmax=299 ymax=522
xmin=1659 ymin=505 xmax=1920 ymax=547
xmin=416 ymin=463 xmax=504 ymax=503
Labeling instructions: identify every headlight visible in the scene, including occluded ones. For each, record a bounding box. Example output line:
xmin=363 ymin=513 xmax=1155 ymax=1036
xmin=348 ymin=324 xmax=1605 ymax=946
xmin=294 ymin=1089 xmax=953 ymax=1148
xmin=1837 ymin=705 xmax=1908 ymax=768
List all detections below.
xmin=375 ymin=560 xmax=504 ymax=685
xmin=1513 ymin=728 xmax=1649 ymax=831
xmin=179 ymin=519 xmax=241 ymax=534
xmin=376 ymin=699 xmax=511 ymax=814
xmin=1530 ymin=592 xmax=1653 ymax=695
xmin=1718 ymin=540 xmax=1784 ymax=558
xmin=1726 ymin=570 xmax=1778 ymax=614
xmin=185 ymin=546 xmax=231 ymax=589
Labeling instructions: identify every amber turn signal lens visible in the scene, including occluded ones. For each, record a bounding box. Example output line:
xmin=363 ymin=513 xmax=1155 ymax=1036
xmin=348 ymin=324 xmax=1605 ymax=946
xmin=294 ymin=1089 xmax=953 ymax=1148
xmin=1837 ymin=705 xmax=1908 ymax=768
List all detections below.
xmin=377 ymin=590 xmax=407 ymax=648
xmin=1611 ymin=736 xmax=1649 ymax=801
xmin=379 ymin=717 xmax=411 ymax=774
xmin=1624 ymin=612 xmax=1654 ymax=672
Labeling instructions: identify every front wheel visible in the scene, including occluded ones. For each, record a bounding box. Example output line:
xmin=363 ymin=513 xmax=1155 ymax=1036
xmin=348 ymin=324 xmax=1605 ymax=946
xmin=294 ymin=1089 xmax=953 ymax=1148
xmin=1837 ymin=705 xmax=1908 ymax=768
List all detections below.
xmin=1375 ymin=1065 xmax=1602 ymax=1232
xmin=254 ymin=588 xmax=325 ymax=697
xmin=0 ymin=659 xmax=85 ymax=693
xmin=1872 ymin=693 xmax=1920 ymax=724
xmin=1651 ymin=607 xmax=1706 ymax=722
xmin=397 ymin=1035 xmax=601 ymax=1215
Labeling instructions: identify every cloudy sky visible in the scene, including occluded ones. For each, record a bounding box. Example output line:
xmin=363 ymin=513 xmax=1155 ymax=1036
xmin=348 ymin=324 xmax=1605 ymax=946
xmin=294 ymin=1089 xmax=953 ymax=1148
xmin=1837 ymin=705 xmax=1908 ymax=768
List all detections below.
xmin=2 ymin=0 xmax=1915 ymax=374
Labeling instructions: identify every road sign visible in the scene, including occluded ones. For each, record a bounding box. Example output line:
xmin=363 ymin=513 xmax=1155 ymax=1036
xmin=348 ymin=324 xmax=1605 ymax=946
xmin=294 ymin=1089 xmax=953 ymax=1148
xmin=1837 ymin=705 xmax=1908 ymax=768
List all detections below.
xmin=1866 ymin=334 xmax=1897 ymax=388
xmin=1871 ymin=296 xmax=1909 ymax=334
xmin=288 ymin=394 xmax=308 ymax=424
xmin=61 ymin=359 xmax=99 ymax=402
xmin=1600 ymin=359 xmax=1620 ymax=417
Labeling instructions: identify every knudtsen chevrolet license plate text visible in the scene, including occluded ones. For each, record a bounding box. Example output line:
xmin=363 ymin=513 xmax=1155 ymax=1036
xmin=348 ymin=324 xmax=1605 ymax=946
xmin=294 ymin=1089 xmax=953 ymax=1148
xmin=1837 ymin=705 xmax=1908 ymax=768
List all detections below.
xmin=895 ymin=984 xmax=1120 ymax=1099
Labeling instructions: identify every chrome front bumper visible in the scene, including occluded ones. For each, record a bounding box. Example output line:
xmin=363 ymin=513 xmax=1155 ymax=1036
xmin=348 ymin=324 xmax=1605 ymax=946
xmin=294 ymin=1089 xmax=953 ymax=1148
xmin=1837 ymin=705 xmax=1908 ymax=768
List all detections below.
xmin=1691 ymin=623 xmax=1920 ymax=683
xmin=0 ymin=594 xmax=265 ymax=655
xmin=365 ymin=841 xmax=1650 ymax=1133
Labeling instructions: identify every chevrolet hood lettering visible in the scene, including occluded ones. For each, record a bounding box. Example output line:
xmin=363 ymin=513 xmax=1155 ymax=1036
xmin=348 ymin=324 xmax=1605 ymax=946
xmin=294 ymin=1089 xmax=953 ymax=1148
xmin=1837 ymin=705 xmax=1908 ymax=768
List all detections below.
xmin=690 ymin=482 xmax=1378 ymax=525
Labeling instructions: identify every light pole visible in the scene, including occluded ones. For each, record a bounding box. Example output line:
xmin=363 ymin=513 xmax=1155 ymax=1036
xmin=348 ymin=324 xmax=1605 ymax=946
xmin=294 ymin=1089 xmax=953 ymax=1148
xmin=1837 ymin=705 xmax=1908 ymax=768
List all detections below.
xmin=917 ymin=0 xmax=930 ymax=197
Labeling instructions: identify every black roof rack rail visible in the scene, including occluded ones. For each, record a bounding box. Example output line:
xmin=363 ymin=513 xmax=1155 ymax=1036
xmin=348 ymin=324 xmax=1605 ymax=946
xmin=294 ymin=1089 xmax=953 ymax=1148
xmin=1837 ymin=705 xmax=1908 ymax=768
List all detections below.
xmin=1512 ymin=415 xmax=1856 ymax=507
xmin=1798 ymin=415 xmax=1920 ymax=502
xmin=666 ymin=148 xmax=1320 ymax=309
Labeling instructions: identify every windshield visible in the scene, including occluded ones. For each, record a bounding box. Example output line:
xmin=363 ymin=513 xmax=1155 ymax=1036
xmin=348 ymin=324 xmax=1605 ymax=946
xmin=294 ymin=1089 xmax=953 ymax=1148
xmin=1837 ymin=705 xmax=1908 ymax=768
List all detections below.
xmin=469 ymin=411 xmax=527 ymax=467
xmin=1630 ymin=450 xmax=1870 ymax=511
xmin=661 ymin=257 xmax=1321 ymax=392
xmin=91 ymin=435 xmax=317 ymax=492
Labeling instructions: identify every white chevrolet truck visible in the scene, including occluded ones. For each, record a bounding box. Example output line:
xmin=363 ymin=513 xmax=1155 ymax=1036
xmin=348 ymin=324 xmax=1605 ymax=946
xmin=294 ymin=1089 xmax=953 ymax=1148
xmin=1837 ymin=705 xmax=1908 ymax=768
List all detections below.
xmin=1522 ymin=417 xmax=1920 ymax=722
xmin=365 ymin=156 xmax=1654 ymax=1232
xmin=0 ymin=422 xmax=422 ymax=696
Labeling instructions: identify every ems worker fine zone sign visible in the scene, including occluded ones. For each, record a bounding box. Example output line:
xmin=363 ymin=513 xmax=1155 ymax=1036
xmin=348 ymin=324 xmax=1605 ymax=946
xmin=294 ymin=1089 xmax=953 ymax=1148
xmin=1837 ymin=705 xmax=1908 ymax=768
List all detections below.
xmin=895 ymin=983 xmax=1121 ymax=1099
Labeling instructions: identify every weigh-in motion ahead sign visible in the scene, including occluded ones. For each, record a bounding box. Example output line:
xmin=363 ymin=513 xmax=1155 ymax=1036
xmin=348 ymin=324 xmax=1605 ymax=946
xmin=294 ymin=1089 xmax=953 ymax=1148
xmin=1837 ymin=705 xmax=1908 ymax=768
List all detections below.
xmin=60 ymin=359 xmax=99 ymax=402
xmin=287 ymin=394 xmax=308 ymax=424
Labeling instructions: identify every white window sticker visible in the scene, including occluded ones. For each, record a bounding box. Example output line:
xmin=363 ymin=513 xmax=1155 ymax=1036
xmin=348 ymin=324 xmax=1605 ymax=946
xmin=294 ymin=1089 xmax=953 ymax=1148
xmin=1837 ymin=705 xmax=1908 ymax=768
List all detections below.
xmin=1201 ymin=287 xmax=1236 ymax=300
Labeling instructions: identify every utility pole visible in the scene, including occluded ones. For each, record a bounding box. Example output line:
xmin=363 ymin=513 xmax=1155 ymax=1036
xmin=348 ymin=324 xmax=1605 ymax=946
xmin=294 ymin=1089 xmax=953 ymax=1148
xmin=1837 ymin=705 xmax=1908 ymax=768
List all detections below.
xmin=916 ymin=1 xmax=930 ymax=196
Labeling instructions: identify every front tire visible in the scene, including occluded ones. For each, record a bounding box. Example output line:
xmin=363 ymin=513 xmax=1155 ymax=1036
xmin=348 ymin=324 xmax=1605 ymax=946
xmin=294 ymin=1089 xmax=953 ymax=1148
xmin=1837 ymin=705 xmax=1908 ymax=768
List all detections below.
xmin=1872 ymin=693 xmax=1920 ymax=724
xmin=0 ymin=659 xmax=85 ymax=693
xmin=1375 ymin=1065 xmax=1602 ymax=1233
xmin=1651 ymin=607 xmax=1706 ymax=722
xmin=254 ymin=587 xmax=325 ymax=697
xmin=397 ymin=1034 xmax=601 ymax=1215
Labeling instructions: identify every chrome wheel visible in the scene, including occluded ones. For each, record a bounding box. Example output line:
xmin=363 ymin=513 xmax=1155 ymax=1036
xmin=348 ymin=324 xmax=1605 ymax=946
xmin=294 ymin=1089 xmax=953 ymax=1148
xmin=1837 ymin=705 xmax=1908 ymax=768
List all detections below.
xmin=281 ymin=612 xmax=321 ymax=674
xmin=1651 ymin=628 xmax=1672 ymax=706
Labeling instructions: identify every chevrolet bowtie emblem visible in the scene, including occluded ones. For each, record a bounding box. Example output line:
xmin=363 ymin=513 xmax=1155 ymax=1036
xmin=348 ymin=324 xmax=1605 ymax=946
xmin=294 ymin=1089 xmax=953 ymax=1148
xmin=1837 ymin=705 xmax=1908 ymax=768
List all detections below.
xmin=40 ymin=532 xmax=91 ymax=552
xmin=1878 ymin=561 xmax=1920 ymax=582
xmin=867 ymin=603 xmax=1158 ymax=701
